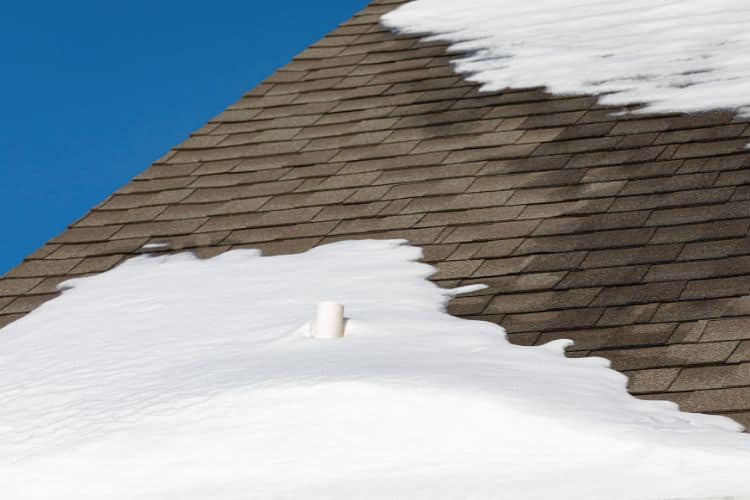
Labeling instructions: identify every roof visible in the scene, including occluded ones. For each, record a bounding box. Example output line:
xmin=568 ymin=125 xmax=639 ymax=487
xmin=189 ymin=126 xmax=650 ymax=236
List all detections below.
xmin=2 ymin=0 xmax=750 ymax=429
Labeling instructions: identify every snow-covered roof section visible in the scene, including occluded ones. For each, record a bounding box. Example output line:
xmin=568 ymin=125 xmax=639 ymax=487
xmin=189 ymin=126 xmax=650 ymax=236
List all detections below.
xmin=2 ymin=240 xmax=750 ymax=499
xmin=383 ymin=0 xmax=750 ymax=116
xmin=3 ymin=1 xmax=750 ymax=493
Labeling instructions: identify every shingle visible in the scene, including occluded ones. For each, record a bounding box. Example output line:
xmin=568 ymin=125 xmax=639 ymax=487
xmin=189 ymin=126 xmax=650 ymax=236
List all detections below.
xmin=582 ymin=244 xmax=682 ymax=269
xmin=69 ymin=255 xmax=126 ymax=275
xmin=650 ymin=219 xmax=750 ymax=244
xmin=120 ymin=176 xmax=196 ymax=194
xmin=330 ymin=214 xmax=423 ymax=235
xmin=345 ymin=186 xmax=391 ymax=203
xmin=25 ymin=244 xmax=62 ymax=260
xmin=411 ymin=130 xmax=522 ymax=155
xmin=471 ymin=256 xmax=534 ymax=278
xmin=383 ymin=177 xmax=475 ymax=200
xmin=401 ymin=191 xmax=514 ymax=214
xmin=581 ymin=160 xmax=682 ymax=183
xmin=598 ymin=342 xmax=737 ymax=371
xmin=646 ymin=200 xmax=750 ymax=227
xmin=566 ymin=146 xmax=665 ymax=169
xmin=597 ymin=304 xmax=659 ymax=326
xmin=644 ymin=255 xmax=750 ymax=282
xmin=447 ymin=295 xmax=493 ymax=316
xmin=442 ymin=220 xmax=540 ymax=244
xmin=330 ymin=140 xmax=418 ymax=162
xmin=27 ymin=276 xmax=77 ymax=295
xmin=443 ymin=143 xmax=538 ymax=164
xmin=98 ymin=190 xmax=195 ymax=210
xmin=48 ymin=239 xmax=149 ymax=260
xmin=609 ymin=114 xmax=732 ymax=135
xmin=514 ymin=228 xmax=655 ymax=255
xmin=51 ymin=226 xmax=123 ymax=244
xmin=506 ymin=181 xmax=625 ymax=205
xmin=223 ymin=222 xmax=337 ymax=245
xmin=671 ymin=363 xmax=750 ymax=392
xmin=532 ymin=210 xmax=649 ymax=236
xmin=6 ymin=259 xmax=82 ymax=278
xmin=420 ymin=244 xmax=460 ymax=262
xmin=432 ymin=260 xmax=483 ymax=281
xmin=468 ymin=170 xmax=585 ymax=193
xmin=73 ymin=206 xmax=167 ymax=227
xmin=654 ymin=124 xmax=747 ymax=144
xmin=242 ymin=238 xmax=322 ymax=257
xmin=183 ymin=180 xmax=304 ymax=203
xmin=313 ymin=201 xmax=389 ymax=221
xmin=522 ymin=251 xmax=588 ymax=272
xmin=280 ymin=163 xmax=345 ymax=180
xmin=322 ymin=227 xmax=444 ymax=246
xmin=679 ymin=153 xmax=750 ymax=174
xmin=0 ymin=298 xmax=14 ymax=312
xmin=1 ymin=294 xmax=59 ymax=315
xmin=390 ymin=118 xmax=501 ymax=142
xmin=485 ymin=288 xmax=600 ymax=314
xmin=642 ymin=387 xmax=750 ymax=413
xmin=198 ymin=207 xmax=322 ymax=232
xmin=189 ymin=168 xmax=289 ymax=188
xmin=111 ymin=219 xmax=208 ymax=240
xmin=457 ymin=239 xmax=524 ymax=260
xmin=462 ymin=272 xmax=566 ymax=293
xmin=557 ymin=265 xmax=649 ymax=289
xmin=626 ymin=368 xmax=682 ymax=394
xmin=415 ymin=206 xmax=525 ymax=228
xmin=729 ymin=341 xmax=750 ymax=363
xmin=590 ymin=282 xmax=686 ymax=307
xmin=302 ymin=130 xmax=392 ymax=151
xmin=518 ymin=198 xmax=614 ymax=219
xmin=652 ymin=298 xmax=742 ymax=323
xmin=148 ymin=232 xmax=230 ymax=251
xmin=261 ymin=189 xmax=354 ymax=211
xmin=671 ymin=139 xmax=749 ymax=159
xmin=232 ymin=150 xmax=339 ymax=172
xmin=678 ymin=238 xmax=749 ymax=261
xmin=668 ymin=321 xmax=708 ymax=343
xmin=702 ymin=317 xmax=750 ymax=342
xmin=618 ymin=173 xmax=718 ymax=196
xmin=484 ymin=96 xmax=596 ymax=119
xmin=682 ymin=275 xmax=750 ymax=300
xmin=295 ymin=118 xmax=398 ymax=140
xmin=156 ymin=197 xmax=269 ymax=220
xmin=0 ymin=278 xmax=44 ymax=297
xmin=538 ymin=323 xmax=675 ymax=351
xmin=532 ymin=136 xmax=620 ymax=156
xmin=479 ymin=153 xmax=571 ymax=176
xmin=502 ymin=308 xmax=604 ymax=334
xmin=609 ymin=187 xmax=734 ymax=212
xmin=301 ymin=172 xmax=382 ymax=191
xmin=374 ymin=162 xmax=484 ymax=185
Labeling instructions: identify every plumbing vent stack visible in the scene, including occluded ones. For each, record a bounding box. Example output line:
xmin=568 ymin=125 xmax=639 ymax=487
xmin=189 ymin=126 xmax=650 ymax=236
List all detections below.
xmin=313 ymin=302 xmax=345 ymax=339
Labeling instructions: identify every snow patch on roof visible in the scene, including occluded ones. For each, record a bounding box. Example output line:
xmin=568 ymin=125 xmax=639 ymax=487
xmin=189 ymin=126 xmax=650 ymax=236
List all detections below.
xmin=382 ymin=0 xmax=750 ymax=116
xmin=1 ymin=240 xmax=750 ymax=499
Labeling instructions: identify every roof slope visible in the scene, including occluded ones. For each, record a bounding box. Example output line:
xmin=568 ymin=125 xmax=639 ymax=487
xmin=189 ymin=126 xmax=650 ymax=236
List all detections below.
xmin=2 ymin=0 xmax=750 ymax=428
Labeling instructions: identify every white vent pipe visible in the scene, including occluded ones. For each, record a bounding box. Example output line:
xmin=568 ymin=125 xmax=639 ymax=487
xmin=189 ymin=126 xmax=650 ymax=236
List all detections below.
xmin=313 ymin=301 xmax=345 ymax=339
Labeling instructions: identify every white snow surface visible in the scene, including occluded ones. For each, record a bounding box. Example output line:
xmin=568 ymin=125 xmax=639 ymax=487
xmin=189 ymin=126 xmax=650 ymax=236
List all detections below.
xmin=1 ymin=240 xmax=750 ymax=499
xmin=382 ymin=0 xmax=750 ymax=116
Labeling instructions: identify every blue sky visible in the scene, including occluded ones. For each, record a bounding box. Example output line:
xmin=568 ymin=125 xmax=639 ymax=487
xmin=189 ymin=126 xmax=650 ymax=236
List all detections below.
xmin=0 ymin=0 xmax=371 ymax=276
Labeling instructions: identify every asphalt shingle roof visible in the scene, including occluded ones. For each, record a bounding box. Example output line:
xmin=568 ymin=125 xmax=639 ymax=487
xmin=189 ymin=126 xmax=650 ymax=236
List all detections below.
xmin=3 ymin=0 xmax=750 ymax=429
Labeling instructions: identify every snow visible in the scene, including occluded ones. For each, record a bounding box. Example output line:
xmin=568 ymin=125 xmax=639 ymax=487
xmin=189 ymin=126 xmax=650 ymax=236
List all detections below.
xmin=382 ymin=0 xmax=750 ymax=117
xmin=1 ymin=239 xmax=750 ymax=499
